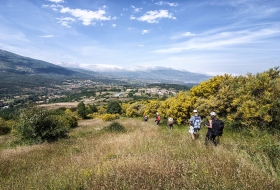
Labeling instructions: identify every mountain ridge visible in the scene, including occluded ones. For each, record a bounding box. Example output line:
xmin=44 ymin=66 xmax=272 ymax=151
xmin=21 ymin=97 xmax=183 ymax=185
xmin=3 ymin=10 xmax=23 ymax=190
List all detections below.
xmin=95 ymin=68 xmax=212 ymax=84
xmin=0 ymin=49 xmax=86 ymax=77
xmin=0 ymin=49 xmax=212 ymax=85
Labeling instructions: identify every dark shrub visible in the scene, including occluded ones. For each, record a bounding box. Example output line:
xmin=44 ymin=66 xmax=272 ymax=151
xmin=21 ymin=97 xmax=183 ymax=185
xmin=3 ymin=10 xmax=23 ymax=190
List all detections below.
xmin=88 ymin=104 xmax=98 ymax=113
xmin=0 ymin=117 xmax=12 ymax=135
xmin=104 ymin=122 xmax=126 ymax=133
xmin=77 ymin=102 xmax=88 ymax=119
xmin=0 ymin=125 xmax=11 ymax=135
xmin=106 ymin=101 xmax=122 ymax=114
xmin=16 ymin=107 xmax=77 ymax=143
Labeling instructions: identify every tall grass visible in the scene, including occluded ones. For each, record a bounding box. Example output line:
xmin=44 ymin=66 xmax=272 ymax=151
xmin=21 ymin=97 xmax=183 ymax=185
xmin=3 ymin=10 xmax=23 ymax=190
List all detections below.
xmin=0 ymin=118 xmax=279 ymax=189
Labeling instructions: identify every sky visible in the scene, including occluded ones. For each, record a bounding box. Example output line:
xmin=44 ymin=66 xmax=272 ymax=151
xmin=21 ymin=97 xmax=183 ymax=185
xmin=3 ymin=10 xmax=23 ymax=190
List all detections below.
xmin=0 ymin=0 xmax=280 ymax=76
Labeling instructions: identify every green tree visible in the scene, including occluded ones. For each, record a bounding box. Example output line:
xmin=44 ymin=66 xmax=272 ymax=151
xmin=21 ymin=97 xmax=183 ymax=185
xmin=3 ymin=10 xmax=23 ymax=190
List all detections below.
xmin=106 ymin=101 xmax=122 ymax=114
xmin=88 ymin=104 xmax=98 ymax=113
xmin=128 ymin=92 xmax=134 ymax=97
xmin=16 ymin=107 xmax=76 ymax=143
xmin=77 ymin=102 xmax=87 ymax=119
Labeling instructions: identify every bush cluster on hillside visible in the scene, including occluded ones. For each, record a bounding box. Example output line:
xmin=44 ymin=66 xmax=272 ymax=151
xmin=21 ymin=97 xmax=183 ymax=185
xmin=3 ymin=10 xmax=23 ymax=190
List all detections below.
xmin=77 ymin=102 xmax=98 ymax=119
xmin=104 ymin=121 xmax=126 ymax=132
xmin=106 ymin=101 xmax=122 ymax=114
xmin=123 ymin=67 xmax=280 ymax=130
xmin=16 ymin=107 xmax=78 ymax=143
xmin=0 ymin=118 xmax=13 ymax=135
xmin=102 ymin=114 xmax=120 ymax=121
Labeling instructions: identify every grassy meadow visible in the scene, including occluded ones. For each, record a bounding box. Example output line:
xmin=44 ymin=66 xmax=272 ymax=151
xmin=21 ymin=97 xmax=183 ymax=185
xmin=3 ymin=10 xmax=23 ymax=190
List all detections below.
xmin=0 ymin=118 xmax=279 ymax=189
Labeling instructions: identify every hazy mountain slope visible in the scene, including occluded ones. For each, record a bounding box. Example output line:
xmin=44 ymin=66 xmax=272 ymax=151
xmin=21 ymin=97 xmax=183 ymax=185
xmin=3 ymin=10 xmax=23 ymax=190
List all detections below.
xmin=0 ymin=49 xmax=85 ymax=77
xmin=100 ymin=68 xmax=212 ymax=83
xmin=0 ymin=49 xmax=96 ymax=96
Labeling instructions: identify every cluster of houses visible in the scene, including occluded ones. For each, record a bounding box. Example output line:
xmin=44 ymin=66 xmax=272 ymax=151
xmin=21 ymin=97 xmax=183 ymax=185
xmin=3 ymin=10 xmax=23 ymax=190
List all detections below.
xmin=0 ymin=82 xmax=178 ymax=109
xmin=113 ymin=88 xmax=177 ymax=97
xmin=0 ymin=100 xmax=9 ymax=109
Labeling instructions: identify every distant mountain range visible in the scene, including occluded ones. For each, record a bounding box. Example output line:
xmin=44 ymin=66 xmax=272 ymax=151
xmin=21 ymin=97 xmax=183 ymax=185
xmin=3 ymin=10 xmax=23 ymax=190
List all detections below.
xmin=98 ymin=68 xmax=211 ymax=84
xmin=0 ymin=49 xmax=212 ymax=87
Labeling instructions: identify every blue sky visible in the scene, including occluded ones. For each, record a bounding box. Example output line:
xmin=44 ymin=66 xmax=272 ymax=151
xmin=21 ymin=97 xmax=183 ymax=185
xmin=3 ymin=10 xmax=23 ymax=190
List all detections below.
xmin=0 ymin=0 xmax=279 ymax=75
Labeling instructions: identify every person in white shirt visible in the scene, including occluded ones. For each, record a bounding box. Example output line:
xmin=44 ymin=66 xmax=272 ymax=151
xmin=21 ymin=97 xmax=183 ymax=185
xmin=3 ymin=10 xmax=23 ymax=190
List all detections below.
xmin=188 ymin=110 xmax=202 ymax=140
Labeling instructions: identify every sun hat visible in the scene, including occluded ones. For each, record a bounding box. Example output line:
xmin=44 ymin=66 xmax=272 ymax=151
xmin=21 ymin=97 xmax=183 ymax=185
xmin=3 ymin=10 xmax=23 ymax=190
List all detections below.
xmin=210 ymin=112 xmax=216 ymax=116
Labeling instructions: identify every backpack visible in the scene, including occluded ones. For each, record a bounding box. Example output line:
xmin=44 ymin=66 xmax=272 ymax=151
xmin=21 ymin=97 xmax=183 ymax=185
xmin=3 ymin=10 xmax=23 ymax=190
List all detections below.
xmin=193 ymin=116 xmax=201 ymax=129
xmin=212 ymin=119 xmax=224 ymax=136
xmin=157 ymin=115 xmax=161 ymax=121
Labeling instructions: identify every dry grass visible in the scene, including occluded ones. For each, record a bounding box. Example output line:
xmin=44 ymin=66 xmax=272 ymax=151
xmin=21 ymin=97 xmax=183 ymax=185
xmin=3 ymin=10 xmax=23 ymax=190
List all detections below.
xmin=39 ymin=102 xmax=78 ymax=109
xmin=0 ymin=118 xmax=279 ymax=189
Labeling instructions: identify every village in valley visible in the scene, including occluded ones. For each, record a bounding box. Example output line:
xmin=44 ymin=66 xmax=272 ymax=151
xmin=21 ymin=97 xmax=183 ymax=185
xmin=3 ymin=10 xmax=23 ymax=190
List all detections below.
xmin=0 ymin=78 xmax=183 ymax=110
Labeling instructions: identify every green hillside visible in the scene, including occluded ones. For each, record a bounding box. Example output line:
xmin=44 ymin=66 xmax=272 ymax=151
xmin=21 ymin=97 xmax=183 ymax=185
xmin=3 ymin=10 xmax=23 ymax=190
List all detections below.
xmin=1 ymin=67 xmax=280 ymax=189
xmin=0 ymin=49 xmax=80 ymax=76
xmin=0 ymin=49 xmax=94 ymax=96
xmin=0 ymin=118 xmax=279 ymax=189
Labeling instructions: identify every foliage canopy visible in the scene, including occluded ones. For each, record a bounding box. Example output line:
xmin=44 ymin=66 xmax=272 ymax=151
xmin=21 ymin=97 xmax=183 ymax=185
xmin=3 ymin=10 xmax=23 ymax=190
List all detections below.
xmin=124 ymin=67 xmax=280 ymax=129
xmin=106 ymin=101 xmax=122 ymax=114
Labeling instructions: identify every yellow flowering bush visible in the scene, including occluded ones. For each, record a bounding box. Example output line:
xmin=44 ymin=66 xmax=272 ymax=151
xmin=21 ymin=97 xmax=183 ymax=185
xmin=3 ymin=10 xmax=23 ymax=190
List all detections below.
xmin=137 ymin=67 xmax=280 ymax=129
xmin=102 ymin=114 xmax=120 ymax=121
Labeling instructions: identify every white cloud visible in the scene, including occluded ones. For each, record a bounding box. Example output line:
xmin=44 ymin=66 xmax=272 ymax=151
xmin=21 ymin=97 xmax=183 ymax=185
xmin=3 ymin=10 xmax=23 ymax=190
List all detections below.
xmin=56 ymin=61 xmax=79 ymax=68
xmin=135 ymin=8 xmax=142 ymax=12
xmin=79 ymin=64 xmax=180 ymax=72
xmin=80 ymin=64 xmax=124 ymax=72
xmin=131 ymin=5 xmax=143 ymax=12
xmin=142 ymin=30 xmax=149 ymax=34
xmin=0 ymin=32 xmax=30 ymax=43
xmin=155 ymin=27 xmax=280 ymax=53
xmin=134 ymin=10 xmax=176 ymax=23
xmin=171 ymin=32 xmax=196 ymax=39
xmin=56 ymin=17 xmax=75 ymax=27
xmin=112 ymin=24 xmax=116 ymax=27
xmin=60 ymin=7 xmax=111 ymax=26
xmin=138 ymin=44 xmax=144 ymax=47
xmin=48 ymin=0 xmax=64 ymax=3
xmin=155 ymin=1 xmax=178 ymax=7
xmin=39 ymin=35 xmax=53 ymax=38
xmin=42 ymin=4 xmax=62 ymax=11
xmin=130 ymin=15 xmax=136 ymax=20
xmin=183 ymin=32 xmax=196 ymax=37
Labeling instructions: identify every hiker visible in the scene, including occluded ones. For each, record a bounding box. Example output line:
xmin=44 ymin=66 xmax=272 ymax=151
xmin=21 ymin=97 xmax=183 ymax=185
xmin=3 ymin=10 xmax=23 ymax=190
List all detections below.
xmin=144 ymin=115 xmax=148 ymax=122
xmin=155 ymin=112 xmax=161 ymax=125
xmin=205 ymin=112 xmax=224 ymax=145
xmin=188 ymin=110 xmax=202 ymax=140
xmin=167 ymin=117 xmax=174 ymax=130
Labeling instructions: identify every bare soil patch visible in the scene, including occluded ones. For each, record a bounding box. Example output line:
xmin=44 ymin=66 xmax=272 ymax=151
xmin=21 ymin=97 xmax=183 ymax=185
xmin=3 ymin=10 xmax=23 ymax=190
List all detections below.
xmin=39 ymin=102 xmax=78 ymax=109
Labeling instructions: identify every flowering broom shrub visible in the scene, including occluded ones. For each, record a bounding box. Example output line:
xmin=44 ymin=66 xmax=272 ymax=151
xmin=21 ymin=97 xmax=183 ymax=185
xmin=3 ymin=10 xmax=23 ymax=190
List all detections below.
xmin=151 ymin=67 xmax=280 ymax=130
xmin=101 ymin=114 xmax=120 ymax=121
